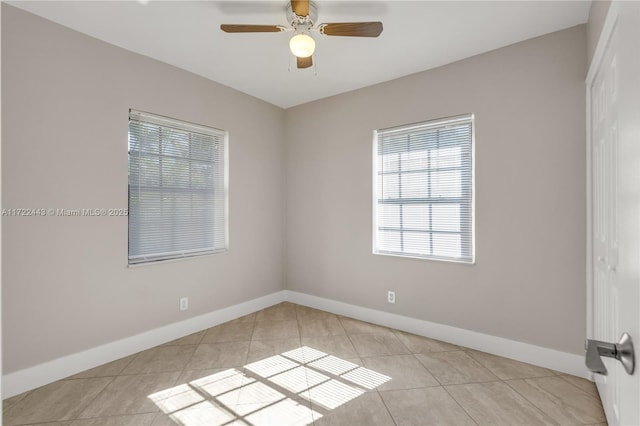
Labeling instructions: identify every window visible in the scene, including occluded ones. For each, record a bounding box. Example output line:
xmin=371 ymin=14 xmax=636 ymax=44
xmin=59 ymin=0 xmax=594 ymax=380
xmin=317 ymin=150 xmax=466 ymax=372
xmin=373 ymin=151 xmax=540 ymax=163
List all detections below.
xmin=373 ymin=114 xmax=474 ymax=263
xmin=128 ymin=110 xmax=228 ymax=264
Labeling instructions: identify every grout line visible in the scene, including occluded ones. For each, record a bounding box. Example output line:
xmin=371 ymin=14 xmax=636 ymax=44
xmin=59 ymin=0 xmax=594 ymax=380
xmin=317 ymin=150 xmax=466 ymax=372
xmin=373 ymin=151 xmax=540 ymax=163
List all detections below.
xmin=241 ymin=356 xmax=328 ymax=422
xmin=68 ymin=375 xmax=118 ymax=423
xmin=501 ymin=379 xmax=566 ymax=423
xmin=235 ymin=310 xmax=259 ymax=414
xmin=557 ymin=374 xmax=602 ymax=398
xmin=409 ymin=352 xmax=447 ymax=387
xmin=2 ymin=393 xmax=26 ymax=411
xmin=389 ymin=330 xmax=412 ymax=354
xmin=72 ymin=410 xmax=165 ymax=423
xmin=440 ymin=384 xmax=481 ymax=426
xmin=66 ymin=342 xmax=200 ymax=422
xmin=340 ymin=319 xmax=365 ymax=360
xmin=295 ymin=318 xmax=311 ymax=410
xmin=375 ymin=388 xmax=399 ymax=426
xmin=115 ymin=352 xmax=140 ymax=376
xmin=462 ymin=348 xmax=563 ymax=380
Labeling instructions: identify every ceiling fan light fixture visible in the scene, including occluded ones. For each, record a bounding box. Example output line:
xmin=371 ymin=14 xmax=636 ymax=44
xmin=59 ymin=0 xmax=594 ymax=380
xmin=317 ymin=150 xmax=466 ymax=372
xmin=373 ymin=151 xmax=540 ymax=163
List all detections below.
xmin=289 ymin=33 xmax=315 ymax=58
xmin=221 ymin=0 xmax=383 ymax=69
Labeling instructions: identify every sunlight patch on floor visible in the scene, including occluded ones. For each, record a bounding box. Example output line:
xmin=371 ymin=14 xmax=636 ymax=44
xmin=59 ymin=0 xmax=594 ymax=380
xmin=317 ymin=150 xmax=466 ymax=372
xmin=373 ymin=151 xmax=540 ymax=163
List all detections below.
xmin=148 ymin=346 xmax=392 ymax=425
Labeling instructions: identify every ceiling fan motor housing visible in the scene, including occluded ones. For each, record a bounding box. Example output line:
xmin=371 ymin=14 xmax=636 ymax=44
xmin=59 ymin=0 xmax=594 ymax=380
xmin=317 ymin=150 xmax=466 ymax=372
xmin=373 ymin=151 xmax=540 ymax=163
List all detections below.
xmin=287 ymin=1 xmax=318 ymax=26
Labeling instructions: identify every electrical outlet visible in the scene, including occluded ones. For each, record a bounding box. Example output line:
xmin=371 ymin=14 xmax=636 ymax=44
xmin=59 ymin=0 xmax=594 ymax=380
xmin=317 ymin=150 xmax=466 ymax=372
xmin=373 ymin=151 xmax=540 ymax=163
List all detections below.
xmin=179 ymin=297 xmax=189 ymax=311
xmin=387 ymin=291 xmax=396 ymax=304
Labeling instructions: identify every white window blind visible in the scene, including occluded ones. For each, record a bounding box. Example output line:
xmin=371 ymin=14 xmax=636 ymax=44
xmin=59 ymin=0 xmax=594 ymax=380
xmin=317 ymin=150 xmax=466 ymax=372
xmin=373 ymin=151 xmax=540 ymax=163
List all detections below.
xmin=374 ymin=114 xmax=474 ymax=263
xmin=128 ymin=110 xmax=228 ymax=264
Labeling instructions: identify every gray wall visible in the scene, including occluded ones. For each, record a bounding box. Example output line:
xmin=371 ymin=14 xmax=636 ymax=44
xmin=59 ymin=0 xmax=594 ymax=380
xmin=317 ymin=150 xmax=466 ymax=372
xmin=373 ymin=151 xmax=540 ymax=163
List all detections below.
xmin=3 ymin=3 xmax=589 ymax=377
xmin=587 ymin=0 xmax=612 ymax=67
xmin=284 ymin=25 xmax=587 ymax=354
xmin=2 ymin=5 xmax=285 ymax=374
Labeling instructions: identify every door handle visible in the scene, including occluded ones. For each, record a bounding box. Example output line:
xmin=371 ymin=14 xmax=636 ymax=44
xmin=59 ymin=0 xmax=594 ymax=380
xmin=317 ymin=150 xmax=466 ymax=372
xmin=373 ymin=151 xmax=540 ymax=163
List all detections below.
xmin=585 ymin=333 xmax=635 ymax=375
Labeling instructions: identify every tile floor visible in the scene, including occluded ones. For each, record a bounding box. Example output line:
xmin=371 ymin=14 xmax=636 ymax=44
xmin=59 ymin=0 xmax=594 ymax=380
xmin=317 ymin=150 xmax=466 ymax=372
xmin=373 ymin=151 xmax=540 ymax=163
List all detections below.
xmin=3 ymin=302 xmax=607 ymax=426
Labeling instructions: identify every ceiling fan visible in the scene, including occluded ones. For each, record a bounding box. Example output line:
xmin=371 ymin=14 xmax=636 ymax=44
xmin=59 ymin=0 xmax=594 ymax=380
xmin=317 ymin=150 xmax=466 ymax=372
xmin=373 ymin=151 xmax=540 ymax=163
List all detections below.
xmin=220 ymin=0 xmax=383 ymax=69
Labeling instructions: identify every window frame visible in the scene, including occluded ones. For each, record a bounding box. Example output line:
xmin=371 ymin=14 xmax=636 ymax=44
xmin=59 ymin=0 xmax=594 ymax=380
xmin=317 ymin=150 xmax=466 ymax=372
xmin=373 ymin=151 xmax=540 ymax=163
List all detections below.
xmin=127 ymin=109 xmax=229 ymax=265
xmin=372 ymin=114 xmax=475 ymax=264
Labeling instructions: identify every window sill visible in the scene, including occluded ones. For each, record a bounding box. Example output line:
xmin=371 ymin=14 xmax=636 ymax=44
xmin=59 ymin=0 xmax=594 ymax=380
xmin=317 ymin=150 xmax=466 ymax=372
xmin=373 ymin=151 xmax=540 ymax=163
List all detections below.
xmin=373 ymin=251 xmax=475 ymax=265
xmin=127 ymin=250 xmax=228 ymax=268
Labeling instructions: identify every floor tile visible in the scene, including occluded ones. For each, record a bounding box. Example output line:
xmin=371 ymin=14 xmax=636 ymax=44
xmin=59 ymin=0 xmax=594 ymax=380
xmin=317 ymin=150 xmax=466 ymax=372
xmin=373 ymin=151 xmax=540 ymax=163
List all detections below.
xmin=349 ymin=332 xmax=410 ymax=357
xmin=306 ymin=355 xmax=363 ymax=376
xmin=149 ymin=413 xmax=177 ymax=426
xmin=70 ymin=413 xmax=157 ymax=425
xmin=268 ymin=365 xmax=328 ymax=400
xmin=255 ymin=303 xmax=297 ymax=322
xmin=78 ymin=372 xmax=180 ymax=419
xmin=149 ymin=369 xmax=251 ymax=425
xmin=323 ymin=364 xmax=387 ymax=393
xmin=446 ymin=381 xmax=556 ymax=425
xmin=2 ymin=391 xmax=31 ymax=412
xmin=312 ymin=391 xmax=394 ymax=425
xmin=195 ymin=369 xmax=258 ymax=403
xmin=246 ymin=338 xmax=302 ymax=364
xmin=201 ymin=322 xmax=255 ymax=344
xmin=187 ymin=366 xmax=315 ymax=424
xmin=176 ymin=367 xmax=243 ymax=386
xmin=394 ymin=331 xmax=460 ymax=353
xmin=3 ymin=378 xmax=113 ymax=425
xmin=121 ymin=345 xmax=197 ymax=375
xmin=415 ymin=351 xmax=498 ymax=385
xmin=380 ymin=387 xmax=476 ymax=425
xmin=162 ymin=330 xmax=206 ymax=346
xmin=465 ymin=349 xmax=558 ymax=380
xmin=252 ymin=320 xmax=300 ymax=340
xmin=362 ymin=354 xmax=439 ymax=390
xmin=186 ymin=341 xmax=250 ymax=370
xmin=294 ymin=305 xmax=335 ymax=320
xmin=237 ymin=396 xmax=317 ymax=426
xmin=506 ymin=376 xmax=606 ymax=424
xmin=68 ymin=355 xmax=137 ymax=379
xmin=338 ymin=317 xmax=390 ymax=334
xmin=297 ymin=315 xmax=345 ymax=338
xmin=150 ymin=402 xmax=236 ymax=426
xmin=3 ymin=303 xmax=607 ymax=426
xmin=560 ymin=374 xmax=600 ymax=398
xmin=300 ymin=336 xmax=359 ymax=360
xmin=228 ymin=312 xmax=257 ymax=324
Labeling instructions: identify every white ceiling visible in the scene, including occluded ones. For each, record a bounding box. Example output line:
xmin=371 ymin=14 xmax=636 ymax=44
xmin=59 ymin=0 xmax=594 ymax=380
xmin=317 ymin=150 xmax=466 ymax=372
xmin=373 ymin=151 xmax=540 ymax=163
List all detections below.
xmin=8 ymin=1 xmax=591 ymax=108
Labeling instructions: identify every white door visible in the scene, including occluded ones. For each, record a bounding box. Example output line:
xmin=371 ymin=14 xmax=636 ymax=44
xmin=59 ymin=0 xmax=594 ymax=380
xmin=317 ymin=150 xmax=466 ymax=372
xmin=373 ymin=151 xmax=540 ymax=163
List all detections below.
xmin=588 ymin=2 xmax=640 ymax=425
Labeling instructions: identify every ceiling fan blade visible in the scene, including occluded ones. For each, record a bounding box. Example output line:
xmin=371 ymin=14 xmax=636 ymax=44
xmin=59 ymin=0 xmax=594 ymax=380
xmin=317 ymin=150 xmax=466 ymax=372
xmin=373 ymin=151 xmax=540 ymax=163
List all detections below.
xmin=291 ymin=0 xmax=310 ymax=17
xmin=320 ymin=22 xmax=383 ymax=37
xmin=220 ymin=24 xmax=284 ymax=33
xmin=297 ymin=56 xmax=313 ymax=69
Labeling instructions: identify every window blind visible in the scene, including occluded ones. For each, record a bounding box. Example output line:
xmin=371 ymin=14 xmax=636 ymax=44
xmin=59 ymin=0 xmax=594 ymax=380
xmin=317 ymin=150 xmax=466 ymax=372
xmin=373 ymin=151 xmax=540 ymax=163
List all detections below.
xmin=128 ymin=110 xmax=228 ymax=264
xmin=374 ymin=114 xmax=474 ymax=263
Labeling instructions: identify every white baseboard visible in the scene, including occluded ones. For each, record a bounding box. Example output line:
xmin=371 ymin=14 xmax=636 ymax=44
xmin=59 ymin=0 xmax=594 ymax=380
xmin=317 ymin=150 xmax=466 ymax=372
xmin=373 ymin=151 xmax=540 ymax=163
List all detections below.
xmin=284 ymin=290 xmax=588 ymax=379
xmin=2 ymin=290 xmax=286 ymax=398
xmin=3 ymin=288 xmax=589 ymax=399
